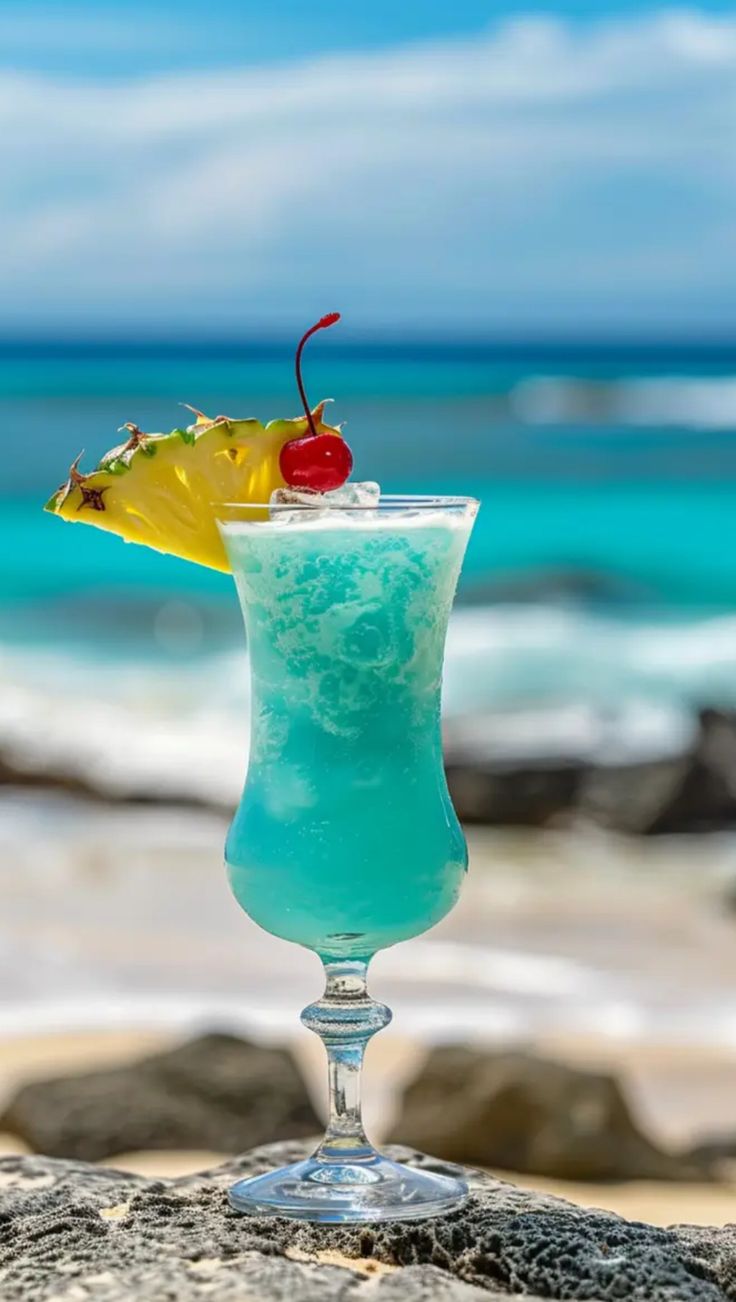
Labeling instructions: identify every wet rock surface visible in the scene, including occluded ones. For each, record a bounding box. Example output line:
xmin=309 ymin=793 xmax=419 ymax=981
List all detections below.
xmin=0 ymin=1034 xmax=319 ymax=1163
xmin=646 ymin=708 xmax=736 ymax=834
xmin=0 ymin=1140 xmax=733 ymax=1301
xmin=445 ymin=755 xmax=587 ymax=829
xmin=389 ymin=1049 xmax=714 ymax=1183
xmin=445 ymin=707 xmax=736 ymax=833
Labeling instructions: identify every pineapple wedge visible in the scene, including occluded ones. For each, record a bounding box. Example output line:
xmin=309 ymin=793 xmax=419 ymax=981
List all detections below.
xmin=44 ymin=402 xmax=343 ymax=572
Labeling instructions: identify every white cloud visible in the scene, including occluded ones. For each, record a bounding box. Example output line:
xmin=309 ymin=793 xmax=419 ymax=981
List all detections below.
xmin=2 ymin=10 xmax=736 ymax=332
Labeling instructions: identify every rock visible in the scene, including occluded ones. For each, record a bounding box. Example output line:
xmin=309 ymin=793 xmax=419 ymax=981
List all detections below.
xmin=389 ymin=1049 xmax=713 ymax=1183
xmin=0 ymin=1033 xmax=320 ymax=1163
xmin=687 ymin=1133 xmax=736 ymax=1168
xmin=576 ymin=754 xmax=690 ymax=835
xmin=0 ymin=749 xmax=111 ymax=802
xmin=645 ymin=708 xmax=736 ymax=833
xmin=444 ymin=756 xmax=585 ymax=828
xmin=581 ymin=707 xmax=736 ymax=836
xmin=0 ymin=1141 xmax=732 ymax=1300
xmin=444 ymin=707 xmax=736 ymax=833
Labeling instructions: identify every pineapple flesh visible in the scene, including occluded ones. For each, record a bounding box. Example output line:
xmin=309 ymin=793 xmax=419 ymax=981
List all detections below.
xmin=44 ymin=402 xmax=343 ymax=572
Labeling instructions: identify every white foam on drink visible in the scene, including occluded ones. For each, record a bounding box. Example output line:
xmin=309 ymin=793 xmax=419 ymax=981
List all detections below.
xmin=219 ymin=490 xmax=474 ymax=536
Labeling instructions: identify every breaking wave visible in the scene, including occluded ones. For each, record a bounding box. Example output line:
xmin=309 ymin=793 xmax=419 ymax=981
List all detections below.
xmin=510 ymin=374 xmax=736 ymax=428
xmin=1 ymin=604 xmax=735 ymax=805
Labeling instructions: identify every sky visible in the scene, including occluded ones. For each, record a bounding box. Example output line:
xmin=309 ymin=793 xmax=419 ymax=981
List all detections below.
xmin=2 ymin=3 xmax=736 ymax=338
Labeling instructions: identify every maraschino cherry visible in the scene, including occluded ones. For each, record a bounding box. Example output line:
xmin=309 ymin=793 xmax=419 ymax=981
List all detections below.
xmin=279 ymin=313 xmax=353 ymax=492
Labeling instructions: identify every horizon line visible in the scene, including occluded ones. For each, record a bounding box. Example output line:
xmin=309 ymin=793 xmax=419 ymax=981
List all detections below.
xmin=2 ymin=334 xmax=736 ymax=358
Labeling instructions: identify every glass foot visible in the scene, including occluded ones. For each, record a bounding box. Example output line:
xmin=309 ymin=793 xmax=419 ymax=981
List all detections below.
xmin=228 ymin=1151 xmax=468 ymax=1223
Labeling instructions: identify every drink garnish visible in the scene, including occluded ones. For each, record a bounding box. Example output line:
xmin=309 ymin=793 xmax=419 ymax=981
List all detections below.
xmin=44 ymin=366 xmax=349 ymax=572
xmin=279 ymin=314 xmax=353 ymax=492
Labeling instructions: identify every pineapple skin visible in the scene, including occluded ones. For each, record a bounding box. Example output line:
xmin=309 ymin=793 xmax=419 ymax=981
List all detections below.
xmin=44 ymin=403 xmax=343 ymax=572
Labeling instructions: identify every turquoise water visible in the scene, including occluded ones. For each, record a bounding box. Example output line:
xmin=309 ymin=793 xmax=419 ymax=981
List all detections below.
xmin=222 ymin=509 xmax=474 ymax=959
xmin=4 ymin=480 xmax=736 ymax=611
xmin=4 ymin=344 xmax=736 ymax=620
xmin=3 ymin=343 xmax=736 ymax=758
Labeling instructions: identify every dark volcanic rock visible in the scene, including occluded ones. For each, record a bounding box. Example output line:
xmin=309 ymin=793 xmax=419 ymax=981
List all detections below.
xmin=0 ymin=1140 xmax=732 ymax=1301
xmin=577 ymin=754 xmax=690 ymax=834
xmin=444 ymin=745 xmax=586 ymax=828
xmin=688 ymin=1132 xmax=736 ymax=1167
xmin=444 ymin=706 xmax=736 ymax=833
xmin=389 ymin=1049 xmax=713 ymax=1183
xmin=0 ymin=1033 xmax=319 ymax=1162
xmin=645 ymin=708 xmax=736 ymax=833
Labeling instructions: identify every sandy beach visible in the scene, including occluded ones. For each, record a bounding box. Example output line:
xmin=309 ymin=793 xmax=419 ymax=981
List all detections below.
xmin=2 ymin=792 xmax=736 ymax=1057
xmin=2 ymin=800 xmax=736 ymax=1230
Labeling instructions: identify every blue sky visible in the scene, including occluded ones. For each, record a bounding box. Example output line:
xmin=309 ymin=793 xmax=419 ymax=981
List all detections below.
xmin=5 ymin=2 xmax=736 ymax=74
xmin=3 ymin=4 xmax=736 ymax=336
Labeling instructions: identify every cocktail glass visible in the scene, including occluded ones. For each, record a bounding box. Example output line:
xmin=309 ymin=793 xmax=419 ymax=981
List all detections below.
xmin=217 ymin=495 xmax=478 ymax=1222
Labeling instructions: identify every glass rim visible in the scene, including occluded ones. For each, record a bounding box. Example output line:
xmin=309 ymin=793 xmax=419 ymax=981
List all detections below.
xmin=215 ymin=493 xmax=479 ymax=517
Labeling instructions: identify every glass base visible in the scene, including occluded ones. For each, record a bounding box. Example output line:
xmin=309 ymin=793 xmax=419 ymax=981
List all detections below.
xmin=228 ymin=1151 xmax=469 ymax=1223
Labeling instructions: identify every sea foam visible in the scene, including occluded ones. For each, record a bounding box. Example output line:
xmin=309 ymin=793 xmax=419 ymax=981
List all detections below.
xmin=0 ymin=604 xmax=734 ymax=805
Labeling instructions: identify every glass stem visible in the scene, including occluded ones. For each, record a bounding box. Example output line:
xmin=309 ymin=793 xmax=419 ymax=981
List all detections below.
xmin=301 ymin=958 xmax=392 ymax=1163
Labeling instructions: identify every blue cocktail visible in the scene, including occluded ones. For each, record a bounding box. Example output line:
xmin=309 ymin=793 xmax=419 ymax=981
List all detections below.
xmin=43 ymin=300 xmax=478 ymax=1221
xmin=219 ymin=495 xmax=478 ymax=1222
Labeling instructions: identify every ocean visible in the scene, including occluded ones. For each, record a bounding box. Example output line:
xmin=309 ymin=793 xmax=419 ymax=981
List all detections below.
xmin=2 ymin=341 xmax=736 ymax=801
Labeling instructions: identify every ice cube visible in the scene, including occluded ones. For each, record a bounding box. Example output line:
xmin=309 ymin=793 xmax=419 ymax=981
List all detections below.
xmin=323 ymin=481 xmax=380 ymax=509
xmin=269 ymin=482 xmax=380 ymax=523
xmin=269 ymin=487 xmax=324 ymax=523
xmin=270 ymin=487 xmax=323 ymax=508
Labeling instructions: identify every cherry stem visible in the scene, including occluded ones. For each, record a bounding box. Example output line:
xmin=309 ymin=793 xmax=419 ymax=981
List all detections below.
xmin=295 ymin=313 xmax=341 ymax=437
